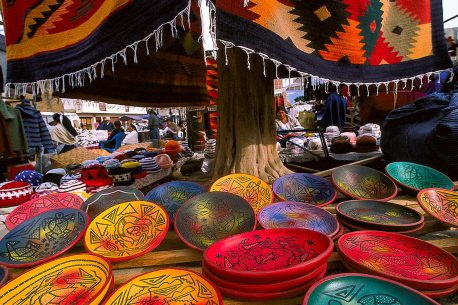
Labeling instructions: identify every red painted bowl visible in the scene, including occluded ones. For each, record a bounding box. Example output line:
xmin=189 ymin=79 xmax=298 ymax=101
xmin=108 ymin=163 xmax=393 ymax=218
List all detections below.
xmin=337 ymin=231 xmax=458 ymax=290
xmin=420 ymin=284 xmax=458 ymax=299
xmin=331 ymin=222 xmax=345 ymax=241
xmin=337 ymin=215 xmax=424 ymax=234
xmin=258 ymin=201 xmax=340 ymax=237
xmin=6 ymin=193 xmax=84 ymax=230
xmin=0 ymin=265 xmax=8 ymax=288
xmin=332 ymin=165 xmax=398 ymax=201
xmin=203 ymin=228 xmax=333 ymax=283
xmin=417 ymin=188 xmax=458 ymax=228
xmin=272 ymin=173 xmax=336 ymax=206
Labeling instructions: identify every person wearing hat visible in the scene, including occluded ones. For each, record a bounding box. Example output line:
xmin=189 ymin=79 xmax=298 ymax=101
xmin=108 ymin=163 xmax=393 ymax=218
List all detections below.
xmin=97 ymin=117 xmax=114 ymax=131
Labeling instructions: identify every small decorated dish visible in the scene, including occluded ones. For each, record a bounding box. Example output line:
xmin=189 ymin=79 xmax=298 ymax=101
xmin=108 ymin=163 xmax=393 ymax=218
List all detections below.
xmin=417 ymin=188 xmax=458 ymax=228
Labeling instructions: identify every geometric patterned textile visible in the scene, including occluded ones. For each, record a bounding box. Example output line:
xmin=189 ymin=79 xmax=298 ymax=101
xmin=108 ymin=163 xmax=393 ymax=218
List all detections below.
xmin=216 ymin=0 xmax=452 ymax=84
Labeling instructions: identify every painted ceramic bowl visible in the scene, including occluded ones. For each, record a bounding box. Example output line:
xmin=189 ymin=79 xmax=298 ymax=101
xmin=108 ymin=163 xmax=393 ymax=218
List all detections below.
xmin=5 ymin=193 xmax=84 ymax=230
xmin=336 ymin=200 xmax=424 ymax=230
xmin=303 ymin=273 xmax=440 ymax=305
xmin=417 ymin=188 xmax=458 ymax=228
xmin=210 ymin=173 xmax=274 ymax=213
xmin=258 ymin=202 xmax=339 ymax=237
xmin=0 ymin=254 xmax=112 ymax=305
xmin=0 ymin=265 xmax=8 ymax=287
xmin=420 ymin=285 xmax=458 ymax=299
xmin=0 ymin=208 xmax=88 ymax=268
xmin=337 ymin=231 xmax=458 ymax=290
xmin=336 ymin=214 xmax=424 ymax=234
xmin=174 ymin=192 xmax=256 ymax=251
xmin=272 ymin=173 xmax=336 ymax=206
xmin=103 ymin=268 xmax=223 ymax=305
xmin=203 ymin=228 xmax=333 ymax=283
xmin=386 ymin=162 xmax=454 ymax=193
xmin=81 ymin=186 xmax=144 ymax=220
xmin=145 ymin=181 xmax=206 ymax=222
xmin=332 ymin=165 xmax=398 ymax=201
xmin=84 ymin=201 xmax=169 ymax=261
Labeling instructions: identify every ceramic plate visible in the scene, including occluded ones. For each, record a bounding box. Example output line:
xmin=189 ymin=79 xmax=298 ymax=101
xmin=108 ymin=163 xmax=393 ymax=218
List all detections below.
xmin=337 ymin=231 xmax=458 ymax=290
xmin=174 ymin=192 xmax=256 ymax=251
xmin=204 ymin=228 xmax=333 ymax=283
xmin=337 ymin=214 xmax=424 ymax=234
xmin=0 ymin=208 xmax=88 ymax=268
xmin=145 ymin=181 xmax=206 ymax=222
xmin=0 ymin=265 xmax=8 ymax=287
xmin=5 ymin=193 xmax=84 ymax=230
xmin=272 ymin=173 xmax=336 ymax=206
xmin=303 ymin=273 xmax=440 ymax=305
xmin=103 ymin=268 xmax=223 ymax=305
xmin=417 ymin=189 xmax=458 ymax=228
xmin=210 ymin=173 xmax=274 ymax=213
xmin=84 ymin=201 xmax=169 ymax=261
xmin=0 ymin=254 xmax=112 ymax=305
xmin=332 ymin=165 xmax=398 ymax=201
xmin=386 ymin=162 xmax=454 ymax=192
xmin=258 ymin=202 xmax=339 ymax=237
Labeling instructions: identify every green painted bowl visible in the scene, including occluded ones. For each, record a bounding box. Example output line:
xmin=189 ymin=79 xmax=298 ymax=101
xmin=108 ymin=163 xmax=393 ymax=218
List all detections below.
xmin=303 ymin=273 xmax=440 ymax=305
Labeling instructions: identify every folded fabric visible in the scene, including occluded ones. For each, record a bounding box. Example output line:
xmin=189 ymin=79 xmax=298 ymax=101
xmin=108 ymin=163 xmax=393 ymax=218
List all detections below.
xmin=0 ymin=181 xmax=33 ymax=207
xmin=58 ymin=179 xmax=87 ymax=193
xmin=108 ymin=167 xmax=135 ymax=186
xmin=139 ymin=157 xmax=161 ymax=174
xmin=15 ymin=170 xmax=43 ymax=188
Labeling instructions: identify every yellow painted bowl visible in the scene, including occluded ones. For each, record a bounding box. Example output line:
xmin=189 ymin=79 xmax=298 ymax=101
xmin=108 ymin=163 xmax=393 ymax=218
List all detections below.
xmin=0 ymin=254 xmax=112 ymax=305
xmin=210 ymin=173 xmax=274 ymax=213
xmin=84 ymin=201 xmax=169 ymax=261
xmin=103 ymin=268 xmax=223 ymax=305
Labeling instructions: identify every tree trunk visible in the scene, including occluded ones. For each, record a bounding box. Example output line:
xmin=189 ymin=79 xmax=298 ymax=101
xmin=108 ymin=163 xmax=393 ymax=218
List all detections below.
xmin=213 ymin=47 xmax=292 ymax=183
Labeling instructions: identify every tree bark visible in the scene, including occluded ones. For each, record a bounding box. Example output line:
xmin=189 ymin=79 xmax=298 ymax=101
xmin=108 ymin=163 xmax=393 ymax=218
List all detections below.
xmin=213 ymin=47 xmax=292 ymax=183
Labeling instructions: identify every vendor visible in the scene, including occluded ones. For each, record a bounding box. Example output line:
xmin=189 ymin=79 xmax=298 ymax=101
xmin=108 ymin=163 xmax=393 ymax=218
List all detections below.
xmin=97 ymin=117 xmax=114 ymax=131
xmin=123 ymin=124 xmax=139 ymax=145
xmin=276 ymin=107 xmax=303 ymax=131
xmin=163 ymin=118 xmax=181 ymax=140
xmin=103 ymin=120 xmax=125 ymax=149
xmin=49 ymin=113 xmax=78 ymax=154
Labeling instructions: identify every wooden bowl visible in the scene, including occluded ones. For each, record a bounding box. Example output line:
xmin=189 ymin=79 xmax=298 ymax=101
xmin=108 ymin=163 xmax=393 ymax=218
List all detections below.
xmin=0 ymin=208 xmax=88 ymax=268
xmin=103 ymin=268 xmax=223 ymax=305
xmin=332 ymin=165 xmax=398 ymax=201
xmin=81 ymin=186 xmax=144 ymax=220
xmin=174 ymin=192 xmax=256 ymax=251
xmin=6 ymin=193 xmax=84 ymax=230
xmin=272 ymin=173 xmax=336 ymax=206
xmin=84 ymin=201 xmax=169 ymax=261
xmin=0 ymin=265 xmax=8 ymax=287
xmin=145 ymin=181 xmax=206 ymax=222
xmin=0 ymin=254 xmax=112 ymax=305
xmin=303 ymin=273 xmax=440 ymax=305
xmin=337 ymin=214 xmax=425 ymax=234
xmin=386 ymin=162 xmax=454 ymax=193
xmin=258 ymin=201 xmax=339 ymax=237
xmin=210 ymin=173 xmax=274 ymax=213
xmin=203 ymin=228 xmax=333 ymax=283
xmin=336 ymin=200 xmax=424 ymax=230
xmin=337 ymin=231 xmax=458 ymax=290
xmin=417 ymin=188 xmax=458 ymax=228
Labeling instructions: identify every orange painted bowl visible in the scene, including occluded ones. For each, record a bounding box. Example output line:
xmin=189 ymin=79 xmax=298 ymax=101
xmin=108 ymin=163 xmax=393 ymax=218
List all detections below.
xmin=272 ymin=173 xmax=336 ymax=207
xmin=0 ymin=254 xmax=112 ymax=305
xmin=332 ymin=165 xmax=398 ymax=201
xmin=5 ymin=193 xmax=84 ymax=230
xmin=102 ymin=268 xmax=223 ymax=305
xmin=336 ymin=200 xmax=424 ymax=231
xmin=0 ymin=208 xmax=89 ymax=268
xmin=303 ymin=273 xmax=441 ymax=305
xmin=210 ymin=173 xmax=274 ymax=213
xmin=84 ymin=201 xmax=169 ymax=261
xmin=336 ymin=214 xmax=424 ymax=234
xmin=337 ymin=231 xmax=458 ymax=290
xmin=258 ymin=202 xmax=340 ymax=238
xmin=0 ymin=265 xmax=8 ymax=287
xmin=417 ymin=188 xmax=458 ymax=228
xmin=174 ymin=192 xmax=256 ymax=251
xmin=203 ymin=228 xmax=333 ymax=284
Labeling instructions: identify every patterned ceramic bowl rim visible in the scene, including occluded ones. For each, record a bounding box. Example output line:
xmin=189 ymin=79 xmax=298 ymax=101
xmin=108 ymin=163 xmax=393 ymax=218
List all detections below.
xmin=416 ymin=188 xmax=458 ymax=228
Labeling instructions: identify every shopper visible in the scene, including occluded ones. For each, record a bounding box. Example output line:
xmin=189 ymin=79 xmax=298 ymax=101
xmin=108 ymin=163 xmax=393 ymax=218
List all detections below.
xmin=49 ymin=113 xmax=77 ymax=153
xmin=148 ymin=109 xmax=161 ymax=147
xmin=123 ymin=124 xmax=139 ymax=145
xmin=97 ymin=117 xmax=114 ymax=131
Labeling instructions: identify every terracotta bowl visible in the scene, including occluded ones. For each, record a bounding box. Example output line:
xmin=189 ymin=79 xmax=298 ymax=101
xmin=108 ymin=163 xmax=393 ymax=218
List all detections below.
xmin=337 ymin=231 xmax=458 ymax=290
xmin=203 ymin=228 xmax=333 ymax=283
xmin=0 ymin=208 xmax=89 ymax=268
xmin=386 ymin=162 xmax=454 ymax=193
xmin=336 ymin=200 xmax=424 ymax=230
xmin=0 ymin=265 xmax=8 ymax=287
xmin=84 ymin=201 xmax=169 ymax=261
xmin=337 ymin=214 xmax=424 ymax=234
xmin=258 ymin=201 xmax=339 ymax=237
xmin=6 ymin=193 xmax=84 ymax=230
xmin=145 ymin=181 xmax=206 ymax=222
xmin=332 ymin=165 xmax=398 ymax=201
xmin=272 ymin=173 xmax=336 ymax=206
xmin=174 ymin=192 xmax=256 ymax=251
xmin=420 ymin=284 xmax=458 ymax=299
xmin=303 ymin=273 xmax=440 ymax=305
xmin=81 ymin=186 xmax=144 ymax=220
xmin=0 ymin=254 xmax=112 ymax=305
xmin=417 ymin=188 xmax=458 ymax=228
xmin=331 ymin=222 xmax=345 ymax=241
xmin=103 ymin=268 xmax=223 ymax=305
xmin=210 ymin=173 xmax=274 ymax=213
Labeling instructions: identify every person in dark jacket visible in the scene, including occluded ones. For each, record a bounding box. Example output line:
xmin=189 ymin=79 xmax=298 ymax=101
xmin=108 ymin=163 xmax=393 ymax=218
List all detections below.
xmin=97 ymin=117 xmax=114 ymax=131
xmin=148 ymin=109 xmax=161 ymax=147
xmin=321 ymin=89 xmax=348 ymax=128
xmin=103 ymin=120 xmax=125 ymax=149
